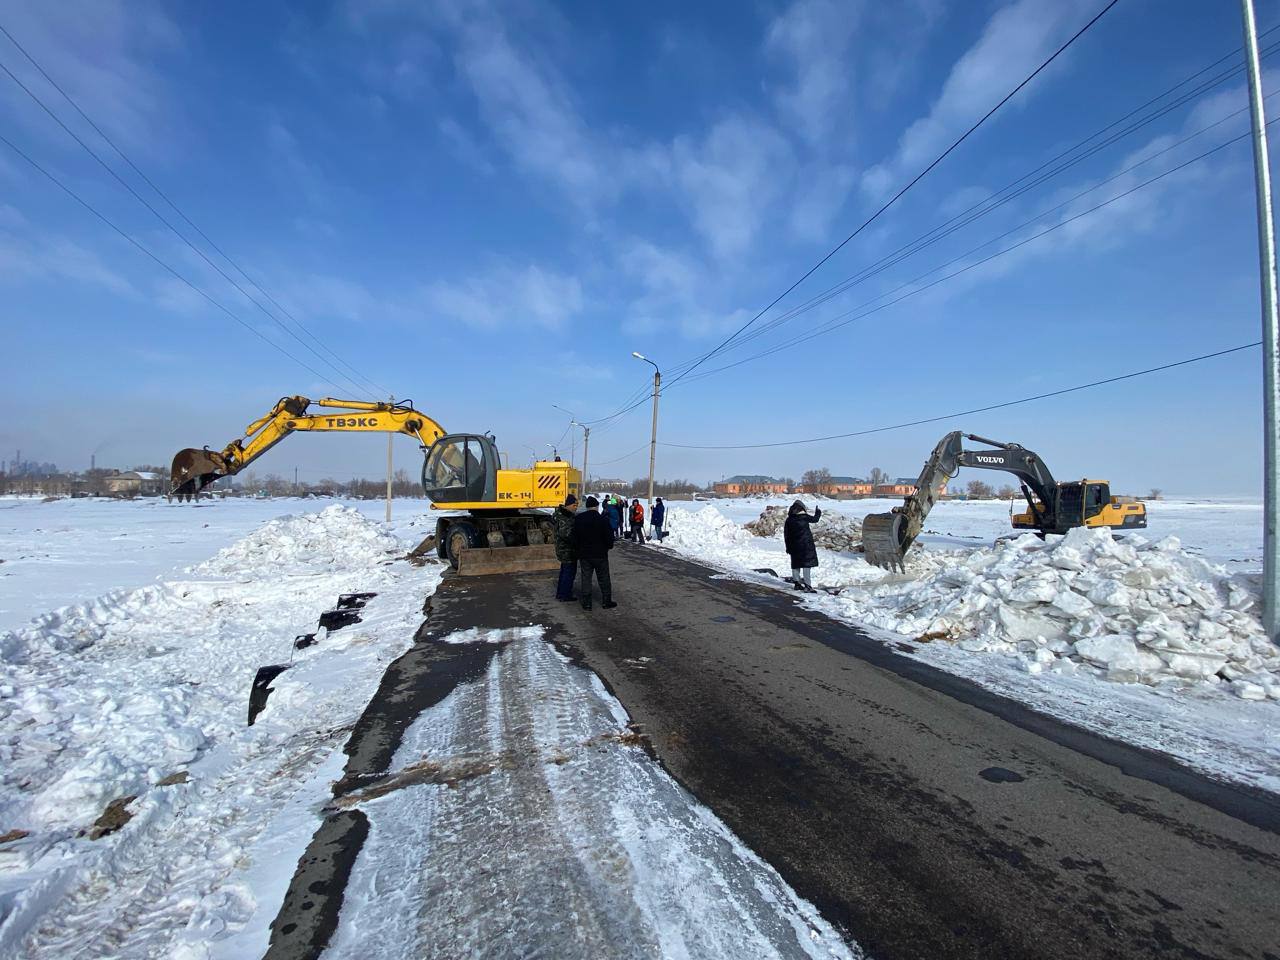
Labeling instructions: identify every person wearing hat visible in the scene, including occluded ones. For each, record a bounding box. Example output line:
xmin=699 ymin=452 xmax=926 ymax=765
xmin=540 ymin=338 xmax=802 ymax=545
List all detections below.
xmin=651 ymin=497 xmax=666 ymax=542
xmin=784 ymin=499 xmax=822 ymax=592
xmin=571 ymin=495 xmax=617 ymax=610
xmin=553 ymin=493 xmax=579 ymax=601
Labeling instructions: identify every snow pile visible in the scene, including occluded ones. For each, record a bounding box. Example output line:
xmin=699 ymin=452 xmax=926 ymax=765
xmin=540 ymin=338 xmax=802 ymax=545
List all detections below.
xmin=0 ymin=507 xmax=437 ymax=957
xmin=843 ymin=528 xmax=1279 ymax=697
xmin=744 ymin=505 xmax=862 ymax=551
xmin=195 ymin=504 xmax=402 ymax=575
xmin=661 ymin=505 xmax=758 ymax=555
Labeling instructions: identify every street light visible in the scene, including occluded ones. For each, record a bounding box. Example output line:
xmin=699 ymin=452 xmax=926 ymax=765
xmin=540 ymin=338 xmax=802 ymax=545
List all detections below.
xmin=632 ymin=351 xmax=660 ymax=518
xmin=554 ymin=404 xmax=590 ymax=497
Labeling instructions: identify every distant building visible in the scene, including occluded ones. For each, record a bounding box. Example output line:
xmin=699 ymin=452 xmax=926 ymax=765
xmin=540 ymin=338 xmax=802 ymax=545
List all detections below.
xmin=872 ymin=477 xmax=941 ymax=498
xmin=713 ymin=475 xmax=789 ymax=496
xmin=106 ymin=470 xmax=166 ymax=497
xmin=795 ymin=476 xmax=873 ymax=497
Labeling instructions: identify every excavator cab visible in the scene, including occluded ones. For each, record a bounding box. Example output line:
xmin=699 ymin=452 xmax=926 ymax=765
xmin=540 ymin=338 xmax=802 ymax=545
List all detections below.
xmin=421 ymin=434 xmax=498 ymax=504
xmin=1012 ymin=480 xmax=1146 ymax=531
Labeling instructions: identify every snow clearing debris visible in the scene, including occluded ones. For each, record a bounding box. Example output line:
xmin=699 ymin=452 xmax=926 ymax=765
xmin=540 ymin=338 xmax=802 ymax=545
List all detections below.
xmin=0 ymin=507 xmax=441 ymax=958
xmin=195 ymin=504 xmax=402 ymax=575
xmin=663 ymin=504 xmax=1279 ymax=697
xmin=745 ymin=503 xmax=864 ymax=551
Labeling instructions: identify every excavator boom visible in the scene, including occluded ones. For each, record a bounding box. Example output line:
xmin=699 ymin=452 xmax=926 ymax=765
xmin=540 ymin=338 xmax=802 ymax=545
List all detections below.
xmin=861 ymin=431 xmax=1060 ymax=571
xmin=169 ymin=396 xmax=445 ymax=499
xmin=170 ymin=394 xmax=582 ymax=577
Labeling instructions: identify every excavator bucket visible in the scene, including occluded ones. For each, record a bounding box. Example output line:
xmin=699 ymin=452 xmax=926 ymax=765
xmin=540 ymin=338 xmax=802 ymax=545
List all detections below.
xmin=455 ymin=544 xmax=559 ymax=577
xmin=861 ymin=511 xmax=909 ymax=572
xmin=170 ymin=448 xmax=228 ymax=500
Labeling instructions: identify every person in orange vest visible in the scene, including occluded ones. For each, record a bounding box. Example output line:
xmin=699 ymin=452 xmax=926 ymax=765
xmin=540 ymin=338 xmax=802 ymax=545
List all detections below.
xmin=628 ymin=498 xmax=646 ymax=543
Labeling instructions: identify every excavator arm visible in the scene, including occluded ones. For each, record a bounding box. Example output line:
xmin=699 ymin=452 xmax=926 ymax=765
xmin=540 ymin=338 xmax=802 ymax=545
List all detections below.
xmin=861 ymin=431 xmax=1059 ymax=571
xmin=170 ymin=396 xmax=446 ymax=499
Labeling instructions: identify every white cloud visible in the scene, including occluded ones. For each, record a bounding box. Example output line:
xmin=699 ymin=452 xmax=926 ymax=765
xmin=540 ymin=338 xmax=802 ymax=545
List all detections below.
xmin=425 ymin=263 xmax=583 ymax=330
xmin=0 ymin=229 xmax=134 ymax=295
xmin=661 ymin=115 xmax=794 ymax=261
xmin=863 ymin=0 xmax=1090 ymax=196
xmin=0 ymin=0 xmax=181 ymax=153
xmin=765 ymin=0 xmax=861 ymax=147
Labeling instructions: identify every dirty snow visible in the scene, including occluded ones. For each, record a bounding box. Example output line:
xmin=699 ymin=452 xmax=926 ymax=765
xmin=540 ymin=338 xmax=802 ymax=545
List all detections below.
xmin=744 ymin=504 xmax=863 ymax=551
xmin=0 ymin=504 xmax=442 ymax=957
xmin=656 ymin=501 xmax=1280 ymax=792
xmin=319 ymin=625 xmax=861 ymax=960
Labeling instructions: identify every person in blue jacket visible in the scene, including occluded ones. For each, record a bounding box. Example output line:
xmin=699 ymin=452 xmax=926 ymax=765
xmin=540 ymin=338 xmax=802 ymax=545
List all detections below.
xmin=606 ymin=496 xmax=623 ymax=540
xmin=651 ymin=497 xmax=666 ymax=541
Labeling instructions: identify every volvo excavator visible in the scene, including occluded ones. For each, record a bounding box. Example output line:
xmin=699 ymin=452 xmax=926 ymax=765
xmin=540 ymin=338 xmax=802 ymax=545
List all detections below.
xmin=170 ymin=396 xmax=581 ymax=576
xmin=861 ymin=431 xmax=1147 ymax=572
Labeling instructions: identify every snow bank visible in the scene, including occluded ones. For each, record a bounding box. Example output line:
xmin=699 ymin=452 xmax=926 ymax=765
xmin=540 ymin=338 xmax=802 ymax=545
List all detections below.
xmin=0 ymin=507 xmax=437 ymax=957
xmin=195 ymin=505 xmax=402 ymax=575
xmin=846 ymin=527 xmax=1279 ymax=695
xmin=663 ymin=506 xmax=1280 ymax=698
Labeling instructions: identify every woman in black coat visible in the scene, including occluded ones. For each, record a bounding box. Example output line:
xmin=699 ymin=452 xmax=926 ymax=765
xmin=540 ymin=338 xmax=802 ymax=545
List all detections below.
xmin=783 ymin=500 xmax=822 ymax=592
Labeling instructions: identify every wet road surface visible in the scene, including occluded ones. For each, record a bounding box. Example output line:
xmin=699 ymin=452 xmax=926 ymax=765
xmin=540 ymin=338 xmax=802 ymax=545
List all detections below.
xmin=269 ymin=544 xmax=1280 ymax=960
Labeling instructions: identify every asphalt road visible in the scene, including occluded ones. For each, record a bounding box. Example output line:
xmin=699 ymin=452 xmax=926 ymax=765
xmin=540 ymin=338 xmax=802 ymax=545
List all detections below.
xmin=268 ymin=543 xmax=1280 ymax=960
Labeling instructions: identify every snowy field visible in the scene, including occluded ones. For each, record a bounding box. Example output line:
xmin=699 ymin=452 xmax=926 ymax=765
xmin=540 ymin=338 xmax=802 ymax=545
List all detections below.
xmin=0 ymin=495 xmax=437 ymax=633
xmin=657 ymin=495 xmax=1280 ymax=793
xmin=0 ymin=497 xmax=865 ymax=958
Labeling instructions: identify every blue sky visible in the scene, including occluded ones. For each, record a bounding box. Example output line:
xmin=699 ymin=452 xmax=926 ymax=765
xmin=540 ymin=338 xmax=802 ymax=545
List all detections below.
xmin=1 ymin=0 xmax=1277 ymax=495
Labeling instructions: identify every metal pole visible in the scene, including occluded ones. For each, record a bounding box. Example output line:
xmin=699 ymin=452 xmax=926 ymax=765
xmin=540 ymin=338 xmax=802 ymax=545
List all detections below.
xmin=647 ymin=369 xmax=660 ymax=513
xmin=581 ymin=425 xmax=590 ymax=497
xmin=386 ymin=395 xmax=394 ymax=523
xmin=1242 ymin=0 xmax=1280 ymax=644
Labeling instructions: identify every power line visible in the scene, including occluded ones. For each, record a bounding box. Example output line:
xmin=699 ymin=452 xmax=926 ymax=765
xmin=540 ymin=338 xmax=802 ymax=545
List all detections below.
xmin=666 ymin=0 xmax=1122 ymax=388
xmin=683 ymin=112 xmax=1272 ymax=381
xmin=0 ymin=130 xmax=349 ymax=389
xmin=591 ymin=443 xmax=651 ymax=467
xmin=663 ymin=343 xmax=1261 ymax=450
xmin=699 ymin=37 xmax=1280 ymax=363
xmin=0 ymin=23 xmax=388 ymax=399
xmin=583 ymin=5 xmax=1255 ymax=432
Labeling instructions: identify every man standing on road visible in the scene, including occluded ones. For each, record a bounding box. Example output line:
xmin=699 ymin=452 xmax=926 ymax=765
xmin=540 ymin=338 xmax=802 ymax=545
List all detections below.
xmin=553 ymin=494 xmax=578 ymax=602
xmin=629 ymin=498 xmax=646 ymax=543
xmin=651 ymin=497 xmax=666 ymax=542
xmin=784 ymin=499 xmax=822 ymax=592
xmin=572 ymin=495 xmax=617 ymax=610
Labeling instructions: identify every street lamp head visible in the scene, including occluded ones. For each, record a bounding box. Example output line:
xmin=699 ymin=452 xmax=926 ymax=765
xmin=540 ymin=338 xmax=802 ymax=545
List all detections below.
xmin=631 ymin=351 xmax=646 ymax=360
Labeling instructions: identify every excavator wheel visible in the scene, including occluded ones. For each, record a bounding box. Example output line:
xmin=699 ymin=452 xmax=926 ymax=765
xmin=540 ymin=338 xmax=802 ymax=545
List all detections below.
xmin=444 ymin=520 xmax=479 ymax=570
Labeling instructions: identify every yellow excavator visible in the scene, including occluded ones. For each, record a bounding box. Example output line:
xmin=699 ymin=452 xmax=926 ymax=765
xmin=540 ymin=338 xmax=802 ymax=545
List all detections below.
xmin=862 ymin=431 xmax=1147 ymax=571
xmin=170 ymin=396 xmax=581 ymax=575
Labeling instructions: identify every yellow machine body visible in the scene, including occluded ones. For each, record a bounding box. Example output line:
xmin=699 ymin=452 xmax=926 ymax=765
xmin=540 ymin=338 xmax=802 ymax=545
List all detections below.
xmin=1010 ymin=479 xmax=1147 ymax=531
xmin=170 ymin=396 xmax=581 ymax=574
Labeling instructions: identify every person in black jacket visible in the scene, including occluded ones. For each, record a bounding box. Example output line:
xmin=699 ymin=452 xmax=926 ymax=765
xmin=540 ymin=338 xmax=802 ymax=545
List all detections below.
xmin=783 ymin=499 xmax=822 ymax=592
xmin=552 ymin=494 xmax=578 ymax=601
xmin=571 ymin=496 xmax=617 ymax=610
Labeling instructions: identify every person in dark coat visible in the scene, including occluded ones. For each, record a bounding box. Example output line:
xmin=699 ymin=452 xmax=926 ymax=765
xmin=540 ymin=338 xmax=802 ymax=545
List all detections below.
xmin=783 ymin=499 xmax=822 ymax=592
xmin=571 ymin=496 xmax=617 ymax=610
xmin=651 ymin=497 xmax=666 ymax=541
xmin=553 ymin=494 xmax=578 ymax=601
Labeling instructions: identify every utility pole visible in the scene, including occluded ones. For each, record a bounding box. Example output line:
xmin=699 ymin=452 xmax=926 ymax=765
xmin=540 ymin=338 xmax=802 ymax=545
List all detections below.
xmin=579 ymin=423 xmax=590 ymax=496
xmin=1242 ymin=0 xmax=1280 ymax=644
xmin=386 ymin=395 xmax=394 ymax=523
xmin=294 ymin=466 xmax=298 ymax=496
xmin=633 ymin=352 xmax=661 ymax=515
